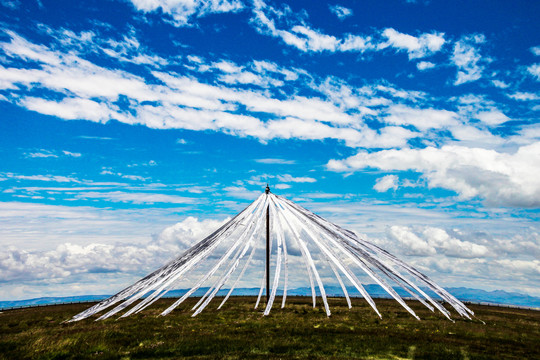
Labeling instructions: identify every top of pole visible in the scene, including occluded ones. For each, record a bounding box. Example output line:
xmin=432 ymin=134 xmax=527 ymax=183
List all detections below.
xmin=265 ymin=184 xmax=270 ymax=194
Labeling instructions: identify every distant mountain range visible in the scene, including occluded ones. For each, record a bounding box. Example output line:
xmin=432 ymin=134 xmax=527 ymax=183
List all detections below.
xmin=1 ymin=286 xmax=539 ymax=310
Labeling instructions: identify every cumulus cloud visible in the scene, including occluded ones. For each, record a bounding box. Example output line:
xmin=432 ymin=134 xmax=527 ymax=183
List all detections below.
xmin=0 ymin=216 xmax=225 ymax=283
xmin=373 ymin=174 xmax=399 ymax=192
xmin=379 ymin=224 xmax=540 ymax=294
xmin=417 ymin=61 xmax=435 ymax=71
xmin=421 ymin=227 xmax=490 ymax=258
xmin=2 ymin=199 xmax=537 ymax=298
xmin=388 ymin=226 xmax=435 ymax=256
xmin=328 ymin=142 xmax=540 ymax=207
xmin=388 ymin=225 xmax=490 ymax=258
xmin=453 ymin=95 xmax=509 ymax=131
xmin=451 ymin=34 xmax=486 ymax=85
xmin=155 ymin=216 xmax=227 ymax=250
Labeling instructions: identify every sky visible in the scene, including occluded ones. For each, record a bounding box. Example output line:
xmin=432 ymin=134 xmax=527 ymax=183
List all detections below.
xmin=0 ymin=0 xmax=539 ymax=301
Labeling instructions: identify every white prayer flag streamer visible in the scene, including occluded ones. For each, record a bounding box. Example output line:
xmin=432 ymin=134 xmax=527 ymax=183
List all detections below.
xmin=68 ymin=189 xmax=473 ymax=322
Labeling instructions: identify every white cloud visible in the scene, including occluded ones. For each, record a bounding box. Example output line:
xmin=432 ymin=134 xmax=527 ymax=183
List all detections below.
xmin=277 ymin=174 xmax=316 ymax=183
xmin=496 ymin=259 xmax=540 ymax=276
xmin=24 ymin=149 xmax=82 ymax=158
xmin=128 ymin=0 xmax=244 ymax=27
xmin=3 ymin=173 xmax=79 ymax=183
xmin=77 ymin=135 xmax=114 ymax=140
xmin=388 ymin=225 xmax=435 ymax=256
xmin=531 ymin=46 xmax=540 ymax=56
xmin=255 ymin=158 xmax=295 ymax=165
xmin=62 ymin=150 xmax=82 ymax=157
xmin=219 ymin=71 xmax=263 ymax=85
xmin=195 ymin=58 xmax=300 ymax=88
xmin=380 ymin=28 xmax=445 ymax=59
xmin=328 ymin=142 xmax=540 ymax=207
xmin=251 ymin=1 xmax=445 ymax=58
xmin=38 ymin=25 xmax=168 ymax=68
xmin=4 ymin=29 xmax=511 ymax=153
xmin=339 ymin=34 xmax=372 ymax=52
xmin=508 ymin=92 xmax=539 ymax=101
xmin=0 ymin=201 xmax=185 ymax=251
xmin=1 ymin=30 xmax=62 ymax=65
xmin=100 ymin=169 xmax=149 ymax=182
xmin=0 ymin=199 xmax=538 ymax=299
xmin=451 ymin=34 xmax=486 ymax=85
xmin=102 ymin=35 xmax=169 ymax=67
xmin=251 ymin=60 xmax=299 ymax=81
xmin=155 ymin=216 xmax=227 ymax=251
xmin=448 ymin=124 xmax=504 ymax=148
xmin=274 ymin=183 xmax=291 ymax=189
xmin=0 ymin=216 xmax=225 ymax=284
xmin=329 ymin=4 xmax=353 ymax=20
xmin=491 ymin=79 xmax=509 ymax=88
xmin=21 ymin=97 xmax=123 ymax=123
xmin=0 ymin=29 xmax=529 ymax=159
xmin=421 ymin=227 xmax=490 ymax=258
xmin=373 ymin=174 xmax=399 ymax=192
xmin=384 ymin=105 xmax=458 ymax=130
xmin=0 ymin=31 xmax=371 ymax=146
xmin=388 ymin=225 xmax=490 ymax=258
xmin=527 ymin=63 xmax=540 ymax=81
xmin=475 ymin=110 xmax=509 ymax=126
xmin=25 ymin=150 xmax=58 ymax=158
xmin=213 ymin=60 xmax=243 ymax=73
xmin=417 ymin=61 xmax=435 ymax=70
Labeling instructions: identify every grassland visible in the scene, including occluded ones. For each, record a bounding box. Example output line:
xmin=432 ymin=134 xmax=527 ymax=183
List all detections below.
xmin=1 ymin=296 xmax=539 ymax=359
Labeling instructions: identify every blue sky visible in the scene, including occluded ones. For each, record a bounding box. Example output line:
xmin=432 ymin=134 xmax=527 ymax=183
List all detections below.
xmin=0 ymin=0 xmax=539 ymax=301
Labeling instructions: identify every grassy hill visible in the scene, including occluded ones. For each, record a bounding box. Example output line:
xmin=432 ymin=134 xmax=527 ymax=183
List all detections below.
xmin=1 ymin=297 xmax=538 ymax=359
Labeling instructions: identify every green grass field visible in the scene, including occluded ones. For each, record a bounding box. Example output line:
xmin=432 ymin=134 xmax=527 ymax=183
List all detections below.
xmin=1 ymin=297 xmax=538 ymax=359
